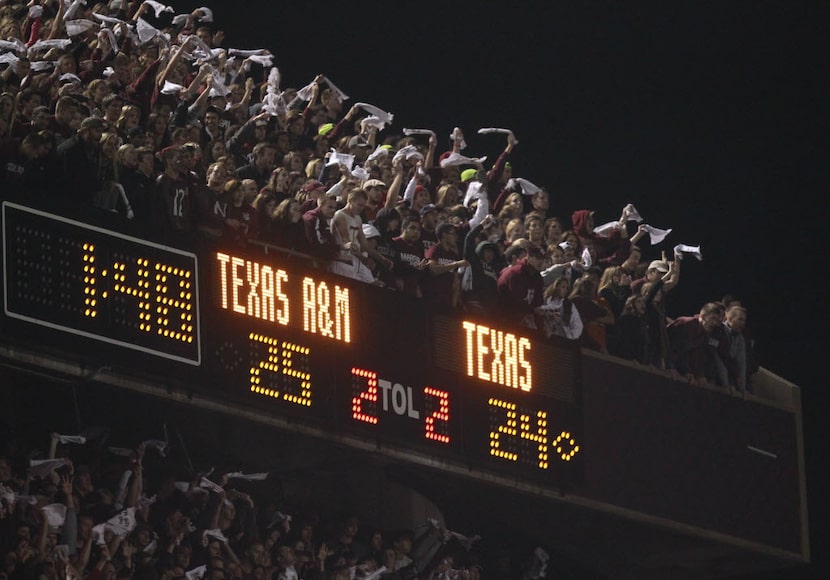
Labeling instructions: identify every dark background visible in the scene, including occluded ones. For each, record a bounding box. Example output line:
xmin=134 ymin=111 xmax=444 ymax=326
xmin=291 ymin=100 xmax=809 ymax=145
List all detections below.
xmin=168 ymin=1 xmax=826 ymax=577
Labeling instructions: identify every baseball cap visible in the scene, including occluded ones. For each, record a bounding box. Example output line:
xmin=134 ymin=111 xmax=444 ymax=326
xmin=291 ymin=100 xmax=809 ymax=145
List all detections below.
xmin=648 ymin=260 xmax=669 ymax=272
xmin=363 ymin=179 xmax=386 ymax=189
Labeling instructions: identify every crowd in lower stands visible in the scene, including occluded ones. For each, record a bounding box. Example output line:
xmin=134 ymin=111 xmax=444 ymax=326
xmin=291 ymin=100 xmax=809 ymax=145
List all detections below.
xmin=3 ymin=427 xmax=554 ymax=580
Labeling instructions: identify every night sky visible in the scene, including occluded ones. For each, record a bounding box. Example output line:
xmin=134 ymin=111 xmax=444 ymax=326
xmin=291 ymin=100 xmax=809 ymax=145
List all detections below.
xmin=171 ymin=1 xmax=827 ymax=576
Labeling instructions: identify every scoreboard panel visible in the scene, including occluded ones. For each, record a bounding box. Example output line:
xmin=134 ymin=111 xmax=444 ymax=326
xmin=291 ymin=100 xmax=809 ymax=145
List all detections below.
xmin=2 ymin=201 xmax=584 ymax=489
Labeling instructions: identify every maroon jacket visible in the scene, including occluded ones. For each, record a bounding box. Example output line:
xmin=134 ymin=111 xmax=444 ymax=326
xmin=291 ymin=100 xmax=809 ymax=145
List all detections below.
xmin=422 ymin=243 xmax=461 ymax=309
xmin=497 ymin=258 xmax=543 ymax=319
xmin=667 ymin=315 xmax=730 ymax=383
xmin=572 ymin=209 xmax=631 ymax=265
xmin=302 ymin=206 xmax=338 ymax=260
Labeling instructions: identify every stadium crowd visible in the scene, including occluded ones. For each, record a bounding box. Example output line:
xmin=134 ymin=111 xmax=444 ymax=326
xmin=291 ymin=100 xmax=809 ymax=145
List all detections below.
xmin=2 ymin=427 xmax=553 ymax=580
xmin=0 ymin=1 xmax=764 ymax=576
xmin=0 ymin=0 xmax=758 ymax=392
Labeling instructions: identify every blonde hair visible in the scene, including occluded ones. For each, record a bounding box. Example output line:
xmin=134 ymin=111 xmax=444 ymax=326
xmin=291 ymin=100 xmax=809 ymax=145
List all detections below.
xmin=436 ymin=183 xmax=459 ymax=206
xmin=305 ymin=158 xmax=323 ymax=179
xmin=505 ymin=217 xmax=525 ymax=240
xmin=598 ymin=266 xmax=623 ymax=293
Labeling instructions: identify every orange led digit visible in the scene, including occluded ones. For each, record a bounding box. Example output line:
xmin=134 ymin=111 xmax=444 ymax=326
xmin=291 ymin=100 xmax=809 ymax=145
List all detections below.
xmin=154 ymin=263 xmax=194 ymax=343
xmin=108 ymin=258 xmax=153 ymax=331
xmin=520 ymin=410 xmax=549 ymax=469
xmin=280 ymin=341 xmax=312 ymax=407
xmin=136 ymin=259 xmax=151 ymax=332
xmin=489 ymin=398 xmax=518 ymax=462
xmin=82 ymin=243 xmax=97 ymax=318
xmin=249 ymin=332 xmax=281 ymax=398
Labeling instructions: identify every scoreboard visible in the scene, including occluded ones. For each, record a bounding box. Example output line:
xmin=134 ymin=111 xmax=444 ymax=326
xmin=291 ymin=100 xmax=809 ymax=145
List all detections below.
xmin=3 ymin=203 xmax=200 ymax=364
xmin=2 ymin=201 xmax=584 ymax=489
xmin=2 ymin=201 xmax=811 ymax=571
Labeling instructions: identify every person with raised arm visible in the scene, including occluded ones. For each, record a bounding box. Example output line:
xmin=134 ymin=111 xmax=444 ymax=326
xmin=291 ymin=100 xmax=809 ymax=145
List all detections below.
xmin=330 ymin=188 xmax=392 ymax=285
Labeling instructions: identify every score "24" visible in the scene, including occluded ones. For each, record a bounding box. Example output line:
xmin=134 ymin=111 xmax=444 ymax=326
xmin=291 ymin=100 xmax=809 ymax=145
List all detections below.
xmin=489 ymin=398 xmax=580 ymax=469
